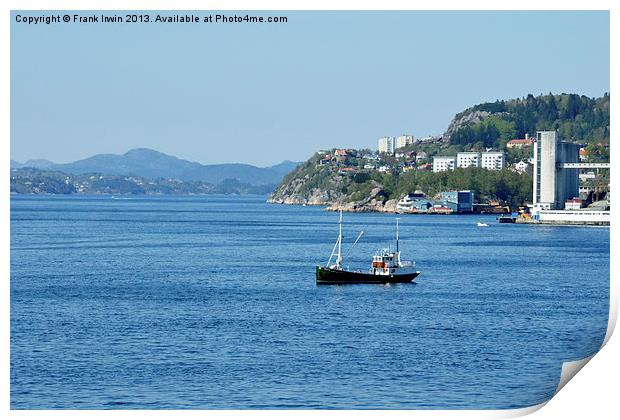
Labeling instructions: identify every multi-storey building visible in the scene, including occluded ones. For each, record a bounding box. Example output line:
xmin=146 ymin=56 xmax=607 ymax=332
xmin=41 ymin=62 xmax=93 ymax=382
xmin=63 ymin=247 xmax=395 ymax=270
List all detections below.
xmin=378 ymin=136 xmax=395 ymax=155
xmin=395 ymin=135 xmax=415 ymax=149
xmin=480 ymin=151 xmax=505 ymax=170
xmin=456 ymin=152 xmax=480 ymax=168
xmin=432 ymin=156 xmax=456 ymax=172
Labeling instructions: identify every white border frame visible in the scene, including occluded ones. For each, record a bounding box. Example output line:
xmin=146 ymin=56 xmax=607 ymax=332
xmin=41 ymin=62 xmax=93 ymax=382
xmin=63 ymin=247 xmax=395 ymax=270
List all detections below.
xmin=2 ymin=1 xmax=616 ymax=419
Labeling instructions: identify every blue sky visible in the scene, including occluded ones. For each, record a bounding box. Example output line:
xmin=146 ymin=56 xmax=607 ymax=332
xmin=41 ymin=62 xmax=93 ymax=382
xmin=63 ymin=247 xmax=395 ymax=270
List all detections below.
xmin=11 ymin=11 xmax=609 ymax=166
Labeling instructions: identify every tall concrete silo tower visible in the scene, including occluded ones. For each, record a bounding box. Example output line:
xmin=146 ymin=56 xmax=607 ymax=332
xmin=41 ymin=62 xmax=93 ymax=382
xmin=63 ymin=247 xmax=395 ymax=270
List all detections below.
xmin=532 ymin=131 xmax=579 ymax=210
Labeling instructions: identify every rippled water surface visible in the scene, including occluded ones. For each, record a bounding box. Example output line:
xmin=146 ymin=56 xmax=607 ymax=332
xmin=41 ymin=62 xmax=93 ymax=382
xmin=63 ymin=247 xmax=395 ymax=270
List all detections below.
xmin=10 ymin=195 xmax=609 ymax=409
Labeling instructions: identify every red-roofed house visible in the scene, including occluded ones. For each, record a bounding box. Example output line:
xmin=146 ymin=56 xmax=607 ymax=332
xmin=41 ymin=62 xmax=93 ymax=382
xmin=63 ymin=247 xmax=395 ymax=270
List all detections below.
xmin=334 ymin=149 xmax=349 ymax=163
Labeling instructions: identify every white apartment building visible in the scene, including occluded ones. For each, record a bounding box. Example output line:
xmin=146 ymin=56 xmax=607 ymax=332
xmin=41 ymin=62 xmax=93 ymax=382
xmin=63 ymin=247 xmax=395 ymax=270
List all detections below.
xmin=378 ymin=136 xmax=395 ymax=155
xmin=480 ymin=151 xmax=505 ymax=170
xmin=456 ymin=152 xmax=480 ymax=168
xmin=433 ymin=156 xmax=456 ymax=172
xmin=396 ymin=135 xmax=414 ymax=149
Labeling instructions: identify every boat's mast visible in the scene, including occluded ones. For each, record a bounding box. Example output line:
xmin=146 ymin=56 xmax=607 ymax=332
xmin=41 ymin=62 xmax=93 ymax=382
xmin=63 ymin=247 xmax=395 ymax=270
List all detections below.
xmin=396 ymin=218 xmax=400 ymax=253
xmin=336 ymin=210 xmax=343 ymax=269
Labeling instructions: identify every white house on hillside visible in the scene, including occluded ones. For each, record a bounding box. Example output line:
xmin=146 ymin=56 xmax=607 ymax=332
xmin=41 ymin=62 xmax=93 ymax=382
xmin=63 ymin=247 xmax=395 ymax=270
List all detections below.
xmin=514 ymin=160 xmax=529 ymax=173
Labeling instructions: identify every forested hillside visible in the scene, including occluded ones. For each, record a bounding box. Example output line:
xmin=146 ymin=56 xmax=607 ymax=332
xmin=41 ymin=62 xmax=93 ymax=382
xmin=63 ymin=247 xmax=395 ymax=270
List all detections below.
xmin=448 ymin=93 xmax=610 ymax=149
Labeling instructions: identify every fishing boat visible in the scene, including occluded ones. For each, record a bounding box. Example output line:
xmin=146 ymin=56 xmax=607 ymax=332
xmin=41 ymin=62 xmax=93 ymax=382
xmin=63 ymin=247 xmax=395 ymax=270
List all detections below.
xmin=476 ymin=222 xmax=489 ymax=227
xmin=315 ymin=211 xmax=421 ymax=285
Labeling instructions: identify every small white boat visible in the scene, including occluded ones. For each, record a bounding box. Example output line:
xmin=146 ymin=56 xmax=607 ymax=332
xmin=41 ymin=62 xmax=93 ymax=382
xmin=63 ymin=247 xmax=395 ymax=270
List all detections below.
xmin=477 ymin=222 xmax=488 ymax=227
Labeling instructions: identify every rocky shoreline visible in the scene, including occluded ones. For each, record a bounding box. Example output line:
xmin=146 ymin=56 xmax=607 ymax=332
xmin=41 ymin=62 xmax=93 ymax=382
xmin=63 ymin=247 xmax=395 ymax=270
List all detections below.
xmin=267 ymin=185 xmax=399 ymax=213
xmin=267 ymin=199 xmax=399 ymax=213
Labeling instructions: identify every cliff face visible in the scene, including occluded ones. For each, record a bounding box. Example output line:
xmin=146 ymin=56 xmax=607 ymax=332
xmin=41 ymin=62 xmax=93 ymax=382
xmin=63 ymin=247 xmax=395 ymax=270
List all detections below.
xmin=268 ymin=159 xmax=397 ymax=212
xmin=267 ymin=161 xmax=347 ymax=205
xmin=444 ymin=110 xmax=495 ymax=140
xmin=326 ymin=192 xmax=398 ymax=213
xmin=267 ymin=177 xmax=341 ymax=205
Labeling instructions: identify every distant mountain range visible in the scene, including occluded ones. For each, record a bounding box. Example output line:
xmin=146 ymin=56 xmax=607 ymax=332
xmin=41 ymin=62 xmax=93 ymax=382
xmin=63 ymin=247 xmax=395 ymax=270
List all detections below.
xmin=10 ymin=148 xmax=301 ymax=186
xmin=10 ymin=158 xmax=56 ymax=170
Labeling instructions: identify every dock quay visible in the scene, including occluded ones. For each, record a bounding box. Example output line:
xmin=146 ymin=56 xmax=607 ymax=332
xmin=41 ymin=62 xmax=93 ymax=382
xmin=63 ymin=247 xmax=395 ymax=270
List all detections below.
xmin=517 ymin=209 xmax=610 ymax=226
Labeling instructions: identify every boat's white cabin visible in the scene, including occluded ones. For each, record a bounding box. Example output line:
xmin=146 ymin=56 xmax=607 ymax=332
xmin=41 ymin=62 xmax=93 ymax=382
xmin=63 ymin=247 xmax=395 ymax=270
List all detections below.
xmin=370 ymin=249 xmax=415 ymax=275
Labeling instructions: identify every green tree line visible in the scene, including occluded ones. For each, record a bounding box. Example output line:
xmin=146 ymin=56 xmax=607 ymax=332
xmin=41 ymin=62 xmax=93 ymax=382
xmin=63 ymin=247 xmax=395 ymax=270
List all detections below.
xmin=346 ymin=168 xmax=532 ymax=209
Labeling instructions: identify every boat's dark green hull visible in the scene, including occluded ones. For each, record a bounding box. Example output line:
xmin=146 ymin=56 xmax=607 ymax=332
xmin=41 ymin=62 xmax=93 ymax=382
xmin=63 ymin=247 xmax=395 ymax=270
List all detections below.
xmin=316 ymin=265 xmax=420 ymax=285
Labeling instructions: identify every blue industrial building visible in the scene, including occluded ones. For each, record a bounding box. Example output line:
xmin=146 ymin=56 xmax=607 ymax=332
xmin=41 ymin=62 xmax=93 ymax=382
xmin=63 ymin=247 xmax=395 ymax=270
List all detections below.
xmin=440 ymin=190 xmax=474 ymax=213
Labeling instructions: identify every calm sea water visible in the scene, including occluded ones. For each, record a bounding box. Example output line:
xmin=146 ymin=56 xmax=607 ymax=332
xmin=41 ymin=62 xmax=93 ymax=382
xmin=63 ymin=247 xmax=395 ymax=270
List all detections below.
xmin=10 ymin=195 xmax=609 ymax=409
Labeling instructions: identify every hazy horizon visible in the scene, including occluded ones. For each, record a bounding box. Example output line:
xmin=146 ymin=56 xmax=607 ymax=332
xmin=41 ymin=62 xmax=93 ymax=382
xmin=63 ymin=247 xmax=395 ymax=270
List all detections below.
xmin=10 ymin=146 xmax=303 ymax=168
xmin=11 ymin=11 xmax=609 ymax=166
